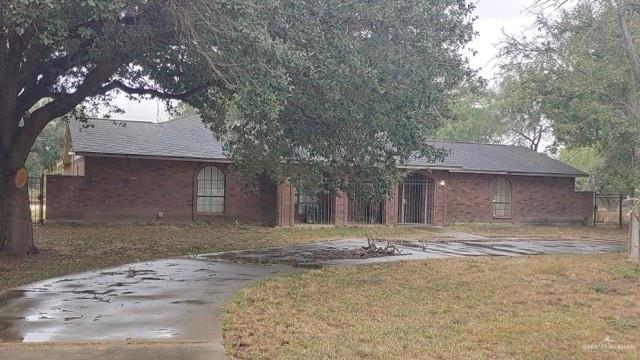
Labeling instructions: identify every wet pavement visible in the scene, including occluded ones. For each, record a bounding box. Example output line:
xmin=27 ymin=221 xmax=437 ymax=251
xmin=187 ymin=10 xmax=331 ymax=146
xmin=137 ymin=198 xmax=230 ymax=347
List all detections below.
xmin=0 ymin=258 xmax=291 ymax=359
xmin=202 ymin=238 xmax=626 ymax=266
xmin=0 ymin=342 xmax=219 ymax=360
xmin=0 ymin=237 xmax=626 ymax=359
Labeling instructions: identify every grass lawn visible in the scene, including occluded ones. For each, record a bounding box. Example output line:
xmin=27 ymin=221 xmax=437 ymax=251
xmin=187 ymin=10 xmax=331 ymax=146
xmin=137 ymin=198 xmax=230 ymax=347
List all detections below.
xmin=452 ymin=223 xmax=628 ymax=242
xmin=224 ymin=254 xmax=640 ymax=359
xmin=0 ymin=223 xmax=438 ymax=296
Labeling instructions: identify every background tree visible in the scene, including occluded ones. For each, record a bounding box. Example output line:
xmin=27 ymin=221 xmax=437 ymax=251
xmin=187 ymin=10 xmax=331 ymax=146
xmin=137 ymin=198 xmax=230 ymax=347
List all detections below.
xmin=502 ymin=0 xmax=640 ymax=260
xmin=500 ymin=2 xmax=639 ymax=186
xmin=434 ymin=89 xmax=505 ymax=143
xmin=495 ymin=64 xmax=554 ymax=152
xmin=557 ymin=146 xmax=604 ymax=191
xmin=25 ymin=119 xmax=65 ymax=175
xmin=0 ymin=0 xmax=475 ymax=255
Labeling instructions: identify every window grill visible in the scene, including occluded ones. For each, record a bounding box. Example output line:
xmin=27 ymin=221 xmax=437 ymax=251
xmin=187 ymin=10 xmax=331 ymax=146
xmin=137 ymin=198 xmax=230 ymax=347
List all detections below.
xmin=196 ymin=166 xmax=225 ymax=214
xmin=492 ymin=178 xmax=512 ymax=218
xmin=348 ymin=189 xmax=383 ymax=224
xmin=294 ymin=189 xmax=333 ymax=224
xmin=398 ymin=174 xmax=434 ymax=224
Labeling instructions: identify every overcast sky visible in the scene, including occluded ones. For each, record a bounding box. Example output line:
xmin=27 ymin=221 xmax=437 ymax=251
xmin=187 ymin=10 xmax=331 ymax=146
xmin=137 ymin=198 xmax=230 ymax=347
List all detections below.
xmin=105 ymin=0 xmax=536 ymax=122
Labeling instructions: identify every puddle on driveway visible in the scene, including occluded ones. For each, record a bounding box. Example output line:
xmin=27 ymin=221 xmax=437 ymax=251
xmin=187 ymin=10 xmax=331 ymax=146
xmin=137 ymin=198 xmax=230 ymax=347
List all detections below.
xmin=0 ymin=258 xmax=290 ymax=343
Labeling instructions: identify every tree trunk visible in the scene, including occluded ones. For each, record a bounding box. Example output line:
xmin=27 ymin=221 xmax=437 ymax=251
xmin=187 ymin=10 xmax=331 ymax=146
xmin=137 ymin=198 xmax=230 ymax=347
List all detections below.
xmin=630 ymin=208 xmax=639 ymax=263
xmin=0 ymin=167 xmax=36 ymax=256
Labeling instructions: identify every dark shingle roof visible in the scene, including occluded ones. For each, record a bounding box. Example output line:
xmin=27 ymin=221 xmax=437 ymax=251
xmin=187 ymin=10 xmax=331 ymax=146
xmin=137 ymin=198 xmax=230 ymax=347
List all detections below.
xmin=68 ymin=117 xmax=585 ymax=177
xmin=413 ymin=141 xmax=586 ymax=177
xmin=69 ymin=116 xmax=227 ymax=161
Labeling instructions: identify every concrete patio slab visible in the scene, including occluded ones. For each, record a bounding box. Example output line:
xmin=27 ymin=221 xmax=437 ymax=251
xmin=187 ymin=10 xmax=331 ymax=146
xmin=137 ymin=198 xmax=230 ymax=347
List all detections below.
xmin=201 ymin=238 xmax=626 ymax=266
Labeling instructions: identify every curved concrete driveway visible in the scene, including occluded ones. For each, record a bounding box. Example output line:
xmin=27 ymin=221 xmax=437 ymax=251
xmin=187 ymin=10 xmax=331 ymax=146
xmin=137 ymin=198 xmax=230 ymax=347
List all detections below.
xmin=0 ymin=238 xmax=625 ymax=359
xmin=0 ymin=258 xmax=291 ymax=359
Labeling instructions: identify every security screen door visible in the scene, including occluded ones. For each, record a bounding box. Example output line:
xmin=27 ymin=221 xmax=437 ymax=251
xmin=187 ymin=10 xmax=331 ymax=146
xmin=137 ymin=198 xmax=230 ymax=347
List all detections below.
xmin=398 ymin=174 xmax=433 ymax=224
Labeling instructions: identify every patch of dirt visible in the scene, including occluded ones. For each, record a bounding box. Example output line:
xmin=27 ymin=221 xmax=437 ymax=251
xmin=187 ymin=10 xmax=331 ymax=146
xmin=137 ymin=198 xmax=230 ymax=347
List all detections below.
xmin=214 ymin=247 xmax=403 ymax=266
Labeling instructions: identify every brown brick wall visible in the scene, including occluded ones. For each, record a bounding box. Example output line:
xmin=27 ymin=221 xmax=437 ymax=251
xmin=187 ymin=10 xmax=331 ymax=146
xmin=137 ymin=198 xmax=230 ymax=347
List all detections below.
xmin=47 ymin=156 xmax=593 ymax=226
xmin=47 ymin=156 xmax=276 ymax=223
xmin=442 ymin=172 xmax=593 ymax=225
xmin=333 ymin=191 xmax=348 ymax=226
xmin=273 ymin=171 xmax=592 ymax=227
xmin=46 ymin=175 xmax=87 ymax=220
xmin=275 ymin=182 xmax=295 ymax=226
xmin=382 ymin=186 xmax=399 ymax=225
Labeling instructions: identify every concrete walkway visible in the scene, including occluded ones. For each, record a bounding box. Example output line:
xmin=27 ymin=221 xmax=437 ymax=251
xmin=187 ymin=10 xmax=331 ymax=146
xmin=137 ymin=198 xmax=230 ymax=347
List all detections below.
xmin=0 ymin=342 xmax=219 ymax=360
xmin=0 ymin=259 xmax=291 ymax=359
xmin=0 ymin=237 xmax=625 ymax=359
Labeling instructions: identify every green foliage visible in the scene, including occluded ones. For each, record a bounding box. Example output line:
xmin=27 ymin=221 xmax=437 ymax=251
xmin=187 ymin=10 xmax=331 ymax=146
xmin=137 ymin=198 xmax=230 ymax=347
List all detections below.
xmin=25 ymin=120 xmax=65 ymax=175
xmin=182 ymin=0 xmax=478 ymax=198
xmin=434 ymin=90 xmax=505 ymax=144
xmin=558 ymin=146 xmax=603 ymax=191
xmin=495 ymin=65 xmax=553 ymax=151
xmin=500 ymin=1 xmax=640 ymax=191
xmin=2 ymin=0 xmax=477 ymax=200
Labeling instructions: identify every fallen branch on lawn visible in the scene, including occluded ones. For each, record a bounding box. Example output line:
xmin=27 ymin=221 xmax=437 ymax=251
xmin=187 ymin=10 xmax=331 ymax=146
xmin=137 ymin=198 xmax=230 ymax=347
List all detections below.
xmin=363 ymin=237 xmax=401 ymax=255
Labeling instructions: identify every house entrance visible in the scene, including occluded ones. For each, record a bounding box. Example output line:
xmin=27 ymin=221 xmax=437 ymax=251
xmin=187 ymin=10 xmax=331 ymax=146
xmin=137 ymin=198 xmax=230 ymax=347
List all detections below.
xmin=398 ymin=173 xmax=433 ymax=224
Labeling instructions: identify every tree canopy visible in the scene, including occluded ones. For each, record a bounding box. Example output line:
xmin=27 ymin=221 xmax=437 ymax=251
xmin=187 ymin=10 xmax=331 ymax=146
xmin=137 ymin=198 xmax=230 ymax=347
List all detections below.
xmin=433 ymin=89 xmax=504 ymax=144
xmin=498 ymin=0 xmax=640 ymax=193
xmin=184 ymin=0 xmax=477 ymax=197
xmin=0 ymin=0 xmax=476 ymax=255
xmin=494 ymin=64 xmax=554 ymax=152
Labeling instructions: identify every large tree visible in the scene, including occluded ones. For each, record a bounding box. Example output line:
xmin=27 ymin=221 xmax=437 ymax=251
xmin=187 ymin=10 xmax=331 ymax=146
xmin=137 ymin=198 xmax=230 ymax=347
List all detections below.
xmin=0 ymin=0 xmax=475 ymax=255
xmin=502 ymin=0 xmax=640 ymax=260
xmin=502 ymin=0 xmax=640 ymax=190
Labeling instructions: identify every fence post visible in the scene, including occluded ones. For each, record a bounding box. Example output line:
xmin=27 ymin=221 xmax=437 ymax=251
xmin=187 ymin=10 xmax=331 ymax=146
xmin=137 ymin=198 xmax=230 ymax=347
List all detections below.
xmin=40 ymin=174 xmax=45 ymax=224
xmin=630 ymin=209 xmax=639 ymax=262
xmin=593 ymin=193 xmax=597 ymax=226
xmin=619 ymin=193 xmax=624 ymax=229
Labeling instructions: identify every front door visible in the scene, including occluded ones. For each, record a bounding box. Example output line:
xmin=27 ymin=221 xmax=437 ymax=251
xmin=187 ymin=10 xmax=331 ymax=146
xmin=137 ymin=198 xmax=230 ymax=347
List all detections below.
xmin=398 ymin=174 xmax=433 ymax=224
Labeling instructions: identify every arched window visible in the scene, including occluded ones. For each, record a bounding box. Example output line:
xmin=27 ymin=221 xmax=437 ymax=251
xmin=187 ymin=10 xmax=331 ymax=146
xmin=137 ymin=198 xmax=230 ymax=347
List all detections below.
xmin=492 ymin=178 xmax=512 ymax=218
xmin=196 ymin=166 xmax=225 ymax=214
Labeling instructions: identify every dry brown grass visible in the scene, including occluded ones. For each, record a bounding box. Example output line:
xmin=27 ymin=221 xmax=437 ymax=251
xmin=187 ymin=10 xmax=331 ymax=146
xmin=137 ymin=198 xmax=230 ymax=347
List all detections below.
xmin=452 ymin=223 xmax=628 ymax=242
xmin=0 ymin=223 xmax=437 ymax=295
xmin=224 ymin=254 xmax=640 ymax=359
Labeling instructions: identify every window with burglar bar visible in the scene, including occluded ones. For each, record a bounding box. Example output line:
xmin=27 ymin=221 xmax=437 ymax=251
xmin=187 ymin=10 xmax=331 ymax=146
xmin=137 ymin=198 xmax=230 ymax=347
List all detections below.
xmin=492 ymin=178 xmax=512 ymax=218
xmin=197 ymin=166 xmax=225 ymax=214
xmin=348 ymin=185 xmax=383 ymax=224
xmin=294 ymin=189 xmax=333 ymax=224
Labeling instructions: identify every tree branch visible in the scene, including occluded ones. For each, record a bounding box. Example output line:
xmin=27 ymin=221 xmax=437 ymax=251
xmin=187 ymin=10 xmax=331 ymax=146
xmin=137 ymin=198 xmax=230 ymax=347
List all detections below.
xmin=98 ymin=80 xmax=212 ymax=100
xmin=615 ymin=0 xmax=640 ymax=86
xmin=9 ymin=62 xmax=120 ymax=168
xmin=17 ymin=44 xmax=49 ymax=91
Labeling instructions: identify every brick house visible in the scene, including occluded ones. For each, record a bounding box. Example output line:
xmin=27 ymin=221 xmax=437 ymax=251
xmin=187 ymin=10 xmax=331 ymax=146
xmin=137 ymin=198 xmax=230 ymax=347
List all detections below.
xmin=48 ymin=116 xmax=594 ymax=226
